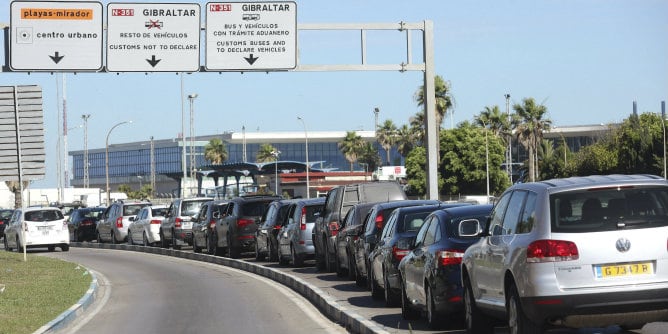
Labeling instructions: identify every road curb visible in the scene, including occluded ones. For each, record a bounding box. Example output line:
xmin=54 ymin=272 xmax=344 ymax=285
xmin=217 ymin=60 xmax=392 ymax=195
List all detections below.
xmin=33 ymin=267 xmax=98 ymax=334
xmin=63 ymin=242 xmax=388 ymax=334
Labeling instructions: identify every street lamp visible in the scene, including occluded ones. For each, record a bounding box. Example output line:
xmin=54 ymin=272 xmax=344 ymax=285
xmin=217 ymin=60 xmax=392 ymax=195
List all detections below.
xmin=81 ymin=114 xmax=91 ymax=188
xmin=188 ymin=93 xmax=198 ymax=196
xmin=271 ymin=150 xmax=281 ymax=195
xmin=106 ymin=121 xmax=132 ymax=205
xmin=482 ymin=121 xmax=490 ymax=199
xmin=504 ymin=93 xmax=512 ymax=183
xmin=297 ymin=116 xmax=309 ymax=199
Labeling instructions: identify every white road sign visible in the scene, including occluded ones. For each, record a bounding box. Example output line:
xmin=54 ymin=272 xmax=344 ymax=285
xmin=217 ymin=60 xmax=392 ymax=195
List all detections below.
xmin=205 ymin=2 xmax=297 ymax=71
xmin=9 ymin=1 xmax=103 ymax=71
xmin=106 ymin=3 xmax=201 ymax=72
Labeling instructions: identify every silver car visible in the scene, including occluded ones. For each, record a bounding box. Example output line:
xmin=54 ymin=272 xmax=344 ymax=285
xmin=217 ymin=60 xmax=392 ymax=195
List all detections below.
xmin=277 ymin=197 xmax=325 ymax=266
xmin=97 ymin=200 xmax=152 ymax=244
xmin=461 ymin=174 xmax=668 ymax=333
xmin=127 ymin=205 xmax=168 ymax=246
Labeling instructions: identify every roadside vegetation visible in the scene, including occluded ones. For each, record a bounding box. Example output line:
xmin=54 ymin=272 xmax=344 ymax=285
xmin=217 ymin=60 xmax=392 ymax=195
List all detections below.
xmin=0 ymin=251 xmax=91 ymax=334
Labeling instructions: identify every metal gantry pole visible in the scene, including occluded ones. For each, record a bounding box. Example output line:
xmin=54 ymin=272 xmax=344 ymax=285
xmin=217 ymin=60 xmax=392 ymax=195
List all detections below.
xmin=298 ymin=116 xmax=309 ymax=198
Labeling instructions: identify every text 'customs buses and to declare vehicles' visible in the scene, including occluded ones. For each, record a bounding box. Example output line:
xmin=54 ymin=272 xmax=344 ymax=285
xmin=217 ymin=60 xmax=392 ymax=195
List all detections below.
xmin=205 ymin=2 xmax=297 ymax=71
xmin=106 ymin=3 xmax=201 ymax=72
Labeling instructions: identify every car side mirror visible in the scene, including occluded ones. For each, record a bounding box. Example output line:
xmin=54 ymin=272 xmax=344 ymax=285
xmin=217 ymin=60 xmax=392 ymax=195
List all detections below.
xmin=213 ymin=212 xmax=220 ymax=219
xmin=129 ymin=216 xmax=136 ymax=222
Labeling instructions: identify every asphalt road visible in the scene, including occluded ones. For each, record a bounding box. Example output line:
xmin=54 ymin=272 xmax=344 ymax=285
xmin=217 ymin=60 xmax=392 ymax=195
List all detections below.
xmin=40 ymin=248 xmax=346 ymax=334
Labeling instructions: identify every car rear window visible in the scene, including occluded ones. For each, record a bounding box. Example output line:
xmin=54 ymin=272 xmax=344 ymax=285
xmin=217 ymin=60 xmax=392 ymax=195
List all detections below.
xmin=241 ymin=201 xmax=272 ymax=217
xmin=25 ymin=210 xmax=64 ymax=222
xmin=551 ymin=186 xmax=668 ymax=232
xmin=304 ymin=204 xmax=324 ymax=222
xmin=124 ymin=204 xmax=149 ymax=216
xmin=84 ymin=209 xmax=104 ymax=219
xmin=152 ymin=207 xmax=168 ymax=217
xmin=180 ymin=200 xmax=209 ymax=216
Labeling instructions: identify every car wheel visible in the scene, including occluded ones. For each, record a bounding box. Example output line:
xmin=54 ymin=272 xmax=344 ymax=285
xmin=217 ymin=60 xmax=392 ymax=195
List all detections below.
xmin=143 ymin=232 xmax=150 ymax=247
xmin=48 ymin=245 xmax=56 ymax=252
xmin=97 ymin=231 xmax=104 ymax=244
xmin=347 ymin=250 xmax=357 ymax=280
xmin=111 ymin=231 xmax=117 ymax=244
xmin=206 ymin=233 xmax=216 ymax=255
xmin=193 ymin=234 xmax=202 ymax=253
xmin=401 ymin=278 xmax=420 ymax=320
xmin=127 ymin=231 xmax=134 ymax=245
xmin=426 ymin=284 xmax=444 ymax=329
xmin=370 ymin=267 xmax=383 ymax=299
xmin=314 ymin=242 xmax=325 ymax=271
xmin=355 ymin=258 xmax=366 ymax=287
xmin=16 ymin=236 xmax=24 ymax=253
xmin=384 ymin=271 xmax=399 ymax=307
xmin=508 ymin=283 xmax=542 ymax=334
xmin=278 ymin=245 xmax=289 ymax=266
xmin=254 ymin=239 xmax=265 ymax=260
xmin=61 ymin=244 xmax=70 ymax=252
xmin=268 ymin=240 xmax=278 ymax=262
xmin=463 ymin=277 xmax=494 ymax=334
xmin=160 ymin=231 xmax=168 ymax=248
xmin=4 ymin=237 xmax=11 ymax=252
xmin=72 ymin=229 xmax=78 ymax=242
xmin=324 ymin=242 xmax=334 ymax=272
xmin=172 ymin=230 xmax=181 ymax=250
xmin=227 ymin=235 xmax=240 ymax=258
xmin=291 ymin=245 xmax=304 ymax=267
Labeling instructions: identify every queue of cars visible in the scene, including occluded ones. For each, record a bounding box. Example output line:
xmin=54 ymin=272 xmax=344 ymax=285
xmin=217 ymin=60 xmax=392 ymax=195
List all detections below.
xmin=5 ymin=175 xmax=667 ymax=333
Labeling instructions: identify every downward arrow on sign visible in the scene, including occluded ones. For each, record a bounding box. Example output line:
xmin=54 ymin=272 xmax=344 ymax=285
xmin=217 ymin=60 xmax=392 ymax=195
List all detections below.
xmin=147 ymin=55 xmax=161 ymax=67
xmin=49 ymin=52 xmax=64 ymax=64
xmin=244 ymin=54 xmax=258 ymax=65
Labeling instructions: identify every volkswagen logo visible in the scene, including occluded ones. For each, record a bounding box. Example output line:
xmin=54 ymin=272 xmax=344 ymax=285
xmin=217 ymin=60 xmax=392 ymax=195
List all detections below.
xmin=615 ymin=238 xmax=631 ymax=253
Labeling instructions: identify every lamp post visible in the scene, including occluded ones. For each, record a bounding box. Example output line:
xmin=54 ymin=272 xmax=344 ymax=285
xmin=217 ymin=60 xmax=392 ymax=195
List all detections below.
xmin=271 ymin=150 xmax=281 ymax=195
xmin=504 ymin=93 xmax=512 ymax=183
xmin=297 ymin=116 xmax=309 ymax=198
xmin=106 ymin=121 xmax=132 ymax=205
xmin=188 ymin=93 xmax=198 ymax=196
xmin=482 ymin=121 xmax=490 ymax=199
xmin=81 ymin=114 xmax=91 ymax=188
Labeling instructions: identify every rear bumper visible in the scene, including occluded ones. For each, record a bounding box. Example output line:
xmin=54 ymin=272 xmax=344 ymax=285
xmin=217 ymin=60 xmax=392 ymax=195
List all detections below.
xmin=521 ymin=287 xmax=668 ymax=327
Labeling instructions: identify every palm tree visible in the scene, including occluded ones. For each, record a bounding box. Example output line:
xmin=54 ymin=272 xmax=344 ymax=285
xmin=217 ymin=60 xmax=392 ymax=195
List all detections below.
xmin=338 ymin=131 xmax=364 ymax=172
xmin=376 ymin=119 xmax=397 ymax=165
xmin=514 ymin=98 xmax=552 ymax=182
xmin=396 ymin=124 xmax=416 ymax=158
xmin=475 ymin=105 xmax=511 ymax=141
xmin=256 ymin=143 xmax=278 ymax=163
xmin=409 ymin=111 xmax=425 ymax=146
xmin=204 ymin=138 xmax=228 ymax=164
xmin=414 ymin=75 xmax=454 ymax=131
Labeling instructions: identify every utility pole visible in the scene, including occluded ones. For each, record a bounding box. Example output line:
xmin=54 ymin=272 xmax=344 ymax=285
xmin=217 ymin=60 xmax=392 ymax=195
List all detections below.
xmin=505 ymin=93 xmax=512 ymax=183
xmin=81 ymin=114 xmax=91 ymax=188
xmin=150 ymin=136 xmax=156 ymax=197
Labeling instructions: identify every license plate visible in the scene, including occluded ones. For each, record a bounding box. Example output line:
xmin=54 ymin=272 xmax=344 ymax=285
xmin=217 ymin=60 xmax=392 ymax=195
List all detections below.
xmin=595 ymin=262 xmax=653 ymax=278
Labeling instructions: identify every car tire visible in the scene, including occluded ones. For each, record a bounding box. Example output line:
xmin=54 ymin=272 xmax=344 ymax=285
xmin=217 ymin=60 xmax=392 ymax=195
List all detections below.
xmin=193 ymin=234 xmax=202 ymax=253
xmin=111 ymin=231 xmax=117 ymax=244
xmin=464 ymin=277 xmax=494 ymax=334
xmin=278 ymin=246 xmax=289 ymax=266
xmin=508 ymin=283 xmax=542 ymax=334
xmin=16 ymin=236 xmax=24 ymax=253
xmin=401 ymin=279 xmax=420 ymax=320
xmin=324 ymin=242 xmax=335 ymax=273
xmin=384 ymin=271 xmax=399 ymax=307
xmin=347 ymin=250 xmax=357 ymax=280
xmin=72 ymin=229 xmax=78 ymax=242
xmin=128 ymin=231 xmax=134 ymax=245
xmin=97 ymin=231 xmax=104 ymax=244
xmin=160 ymin=231 xmax=168 ymax=248
xmin=268 ymin=240 xmax=278 ymax=262
xmin=227 ymin=235 xmax=240 ymax=258
xmin=426 ymin=284 xmax=444 ymax=329
xmin=254 ymin=239 xmax=265 ymax=261
xmin=48 ymin=245 xmax=55 ymax=252
xmin=206 ymin=233 xmax=216 ymax=255
xmin=143 ymin=232 xmax=150 ymax=247
xmin=4 ymin=237 xmax=11 ymax=252
xmin=370 ymin=267 xmax=383 ymax=300
xmin=172 ymin=230 xmax=181 ymax=250
xmin=314 ymin=243 xmax=325 ymax=271
xmin=291 ymin=245 xmax=304 ymax=267
xmin=61 ymin=244 xmax=70 ymax=252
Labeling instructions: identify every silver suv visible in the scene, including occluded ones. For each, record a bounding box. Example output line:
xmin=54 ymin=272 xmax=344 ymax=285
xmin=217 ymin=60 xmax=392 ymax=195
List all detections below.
xmin=160 ymin=197 xmax=211 ymax=250
xmin=97 ymin=199 xmax=152 ymax=244
xmin=460 ymin=174 xmax=668 ymax=333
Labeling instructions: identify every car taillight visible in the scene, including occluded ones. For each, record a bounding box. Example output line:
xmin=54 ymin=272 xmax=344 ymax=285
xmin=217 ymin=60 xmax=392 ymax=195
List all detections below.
xmin=436 ymin=249 xmax=464 ymax=267
xmin=209 ymin=219 xmax=216 ymax=229
xmin=175 ymin=217 xmax=183 ymax=228
xmin=238 ymin=218 xmax=254 ymax=228
xmin=526 ymin=239 xmax=579 ymax=263
xmin=392 ymin=246 xmax=410 ymax=262
xmin=273 ymin=225 xmax=282 ymax=230
xmin=328 ymin=221 xmax=339 ymax=236
xmin=375 ymin=213 xmax=384 ymax=229
xmin=300 ymin=207 xmax=307 ymax=231
xmin=80 ymin=219 xmax=93 ymax=226
xmin=150 ymin=219 xmax=161 ymax=225
xmin=115 ymin=217 xmax=123 ymax=228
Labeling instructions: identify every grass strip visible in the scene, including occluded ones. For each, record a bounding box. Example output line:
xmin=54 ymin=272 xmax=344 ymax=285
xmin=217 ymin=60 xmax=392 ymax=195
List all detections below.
xmin=0 ymin=250 xmax=91 ymax=334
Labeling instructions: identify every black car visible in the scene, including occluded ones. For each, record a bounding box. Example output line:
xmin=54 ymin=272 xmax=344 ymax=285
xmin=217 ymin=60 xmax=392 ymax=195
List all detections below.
xmin=398 ymin=204 xmax=492 ymax=329
xmin=334 ymin=202 xmax=378 ymax=283
xmin=212 ymin=195 xmax=282 ymax=258
xmin=368 ymin=204 xmax=445 ymax=306
xmin=68 ymin=207 xmax=106 ymax=242
xmin=255 ymin=199 xmax=296 ymax=261
xmin=353 ymin=199 xmax=441 ymax=294
xmin=0 ymin=209 xmax=14 ymax=240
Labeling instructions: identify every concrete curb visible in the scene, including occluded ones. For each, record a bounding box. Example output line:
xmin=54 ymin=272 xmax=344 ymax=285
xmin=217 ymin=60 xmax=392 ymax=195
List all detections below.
xmin=59 ymin=242 xmax=388 ymax=334
xmin=33 ymin=267 xmax=98 ymax=334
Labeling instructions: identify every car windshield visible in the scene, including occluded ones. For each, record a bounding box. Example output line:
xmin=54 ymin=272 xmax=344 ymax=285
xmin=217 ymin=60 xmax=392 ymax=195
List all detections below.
xmin=551 ymin=186 xmax=668 ymax=232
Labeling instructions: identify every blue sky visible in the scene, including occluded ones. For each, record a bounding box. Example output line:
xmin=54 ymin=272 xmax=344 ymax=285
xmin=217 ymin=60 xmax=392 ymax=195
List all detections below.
xmin=1 ymin=0 xmax=666 ymax=188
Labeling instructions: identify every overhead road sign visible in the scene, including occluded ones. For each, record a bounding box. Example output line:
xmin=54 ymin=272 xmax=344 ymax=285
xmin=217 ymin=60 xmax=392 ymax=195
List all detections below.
xmin=9 ymin=1 xmax=103 ymax=72
xmin=205 ymin=2 xmax=297 ymax=71
xmin=107 ymin=3 xmax=201 ymax=72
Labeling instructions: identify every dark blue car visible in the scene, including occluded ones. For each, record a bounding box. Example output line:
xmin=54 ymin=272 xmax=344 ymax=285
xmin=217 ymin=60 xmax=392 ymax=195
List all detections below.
xmin=398 ymin=204 xmax=492 ymax=329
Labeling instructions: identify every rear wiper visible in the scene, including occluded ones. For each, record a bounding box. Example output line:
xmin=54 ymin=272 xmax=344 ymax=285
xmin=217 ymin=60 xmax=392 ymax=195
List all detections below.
xmin=616 ymin=217 xmax=663 ymax=228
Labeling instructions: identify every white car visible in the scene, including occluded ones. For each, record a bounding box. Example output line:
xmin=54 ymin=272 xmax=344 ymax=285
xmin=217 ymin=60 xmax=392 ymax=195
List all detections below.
xmin=128 ymin=205 xmax=168 ymax=247
xmin=3 ymin=207 xmax=70 ymax=252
